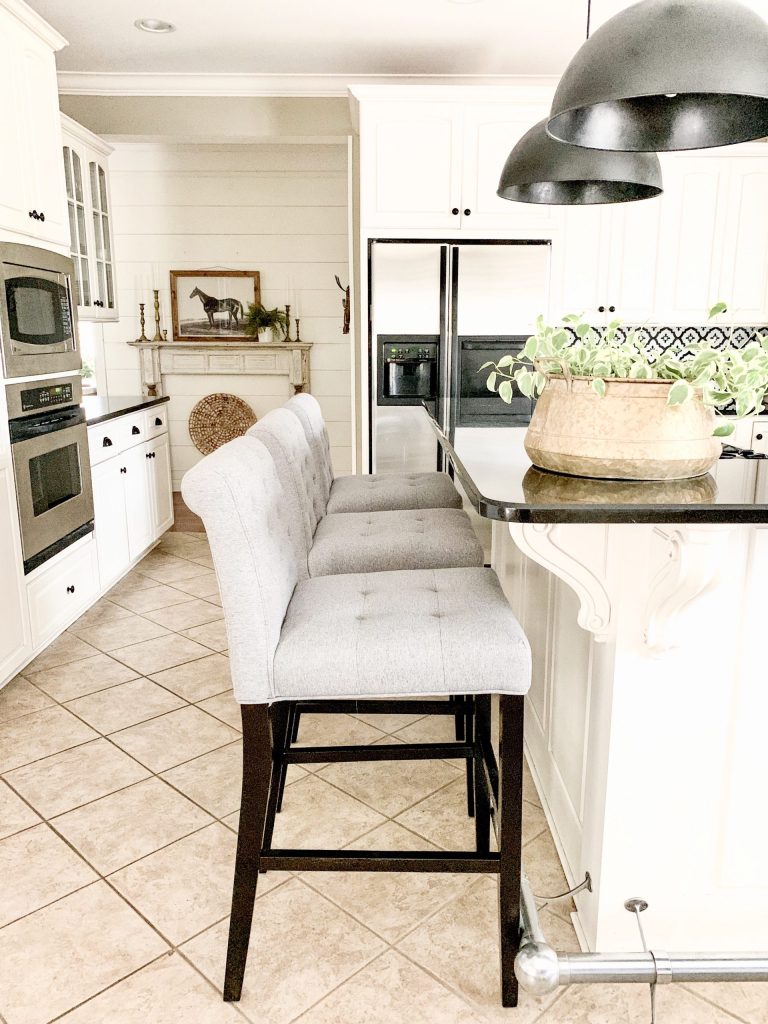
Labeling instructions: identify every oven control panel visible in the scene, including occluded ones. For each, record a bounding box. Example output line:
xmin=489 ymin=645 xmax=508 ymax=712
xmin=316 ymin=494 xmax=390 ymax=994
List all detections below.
xmin=20 ymin=382 xmax=74 ymax=413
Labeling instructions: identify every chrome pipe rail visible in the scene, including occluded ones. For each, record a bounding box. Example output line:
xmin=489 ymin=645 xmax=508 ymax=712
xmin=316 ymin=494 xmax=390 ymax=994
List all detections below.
xmin=515 ymin=871 xmax=768 ymax=995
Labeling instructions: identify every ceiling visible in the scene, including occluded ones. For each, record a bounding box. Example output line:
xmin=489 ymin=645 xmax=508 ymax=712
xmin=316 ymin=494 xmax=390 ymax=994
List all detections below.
xmin=20 ymin=0 xmax=651 ymax=78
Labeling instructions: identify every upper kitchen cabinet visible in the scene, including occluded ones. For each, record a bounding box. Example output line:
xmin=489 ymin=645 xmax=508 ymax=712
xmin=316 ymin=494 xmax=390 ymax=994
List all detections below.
xmin=351 ymin=88 xmax=553 ymax=236
xmin=0 ymin=1 xmax=69 ymax=251
xmin=61 ymin=115 xmax=118 ymax=321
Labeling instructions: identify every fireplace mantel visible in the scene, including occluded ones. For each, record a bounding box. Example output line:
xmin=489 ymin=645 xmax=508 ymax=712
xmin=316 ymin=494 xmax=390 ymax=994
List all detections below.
xmin=127 ymin=340 xmax=312 ymax=397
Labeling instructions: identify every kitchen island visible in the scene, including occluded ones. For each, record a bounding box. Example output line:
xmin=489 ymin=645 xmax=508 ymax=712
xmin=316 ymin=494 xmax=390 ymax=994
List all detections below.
xmin=426 ymin=412 xmax=768 ymax=960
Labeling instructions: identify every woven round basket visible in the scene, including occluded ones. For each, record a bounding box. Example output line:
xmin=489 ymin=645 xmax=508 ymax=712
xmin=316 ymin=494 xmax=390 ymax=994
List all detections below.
xmin=188 ymin=393 xmax=257 ymax=455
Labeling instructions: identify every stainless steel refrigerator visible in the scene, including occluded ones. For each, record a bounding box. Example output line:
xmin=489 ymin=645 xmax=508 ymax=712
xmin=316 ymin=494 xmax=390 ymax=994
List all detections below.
xmin=369 ymin=240 xmax=552 ymax=474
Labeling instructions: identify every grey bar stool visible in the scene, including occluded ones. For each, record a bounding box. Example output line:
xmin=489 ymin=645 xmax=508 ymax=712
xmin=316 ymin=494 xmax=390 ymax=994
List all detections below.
xmin=182 ymin=434 xmax=532 ymax=1008
xmin=286 ymin=392 xmax=462 ymax=514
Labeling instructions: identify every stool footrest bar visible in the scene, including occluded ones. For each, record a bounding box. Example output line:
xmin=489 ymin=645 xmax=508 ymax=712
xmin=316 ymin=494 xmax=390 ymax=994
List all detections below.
xmin=285 ymin=742 xmax=474 ymax=763
xmin=260 ymin=849 xmax=501 ymax=873
xmin=287 ymin=699 xmax=472 ymax=716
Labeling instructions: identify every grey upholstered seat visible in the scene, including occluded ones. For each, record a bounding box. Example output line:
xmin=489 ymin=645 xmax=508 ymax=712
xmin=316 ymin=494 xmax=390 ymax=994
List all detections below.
xmin=181 ymin=434 xmax=530 ymax=704
xmin=274 ymin=567 xmax=530 ymax=700
xmin=248 ymin=408 xmax=482 ymax=577
xmin=286 ymin=393 xmax=463 ymax=513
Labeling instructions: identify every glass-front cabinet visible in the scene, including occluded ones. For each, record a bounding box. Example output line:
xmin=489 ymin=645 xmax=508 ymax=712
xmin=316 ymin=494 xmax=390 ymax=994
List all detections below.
xmin=61 ymin=114 xmax=117 ymax=321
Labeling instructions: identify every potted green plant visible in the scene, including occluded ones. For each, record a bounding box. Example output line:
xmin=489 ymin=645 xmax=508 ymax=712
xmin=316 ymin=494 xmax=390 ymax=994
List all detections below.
xmin=79 ymin=358 xmax=96 ymax=396
xmin=243 ymin=303 xmax=289 ymax=343
xmin=482 ymin=305 xmax=768 ymax=481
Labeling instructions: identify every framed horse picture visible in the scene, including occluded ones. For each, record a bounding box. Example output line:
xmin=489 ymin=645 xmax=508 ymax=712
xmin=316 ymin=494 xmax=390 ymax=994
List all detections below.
xmin=169 ymin=270 xmax=261 ymax=342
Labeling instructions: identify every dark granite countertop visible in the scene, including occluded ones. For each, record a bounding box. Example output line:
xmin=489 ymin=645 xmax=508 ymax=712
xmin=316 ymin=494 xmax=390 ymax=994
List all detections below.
xmin=423 ymin=410 xmax=768 ymax=525
xmin=82 ymin=394 xmax=170 ymax=426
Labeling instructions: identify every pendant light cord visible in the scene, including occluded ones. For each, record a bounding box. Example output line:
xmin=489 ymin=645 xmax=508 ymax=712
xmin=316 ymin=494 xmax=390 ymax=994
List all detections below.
xmin=586 ymin=0 xmax=591 ymax=39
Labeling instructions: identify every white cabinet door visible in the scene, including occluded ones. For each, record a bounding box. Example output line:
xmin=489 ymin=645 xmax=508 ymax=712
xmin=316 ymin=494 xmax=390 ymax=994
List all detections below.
xmin=360 ymin=102 xmax=463 ymax=230
xmin=91 ymin=457 xmax=130 ymax=590
xmin=15 ymin=32 xmax=68 ymax=248
xmin=0 ymin=12 xmax=30 ymax=239
xmin=123 ymin=444 xmax=154 ymax=560
xmin=605 ymin=194 xmax=665 ymax=322
xmin=655 ymin=155 xmax=731 ymax=323
xmin=719 ymin=159 xmax=768 ymax=324
xmin=0 ymin=463 xmax=31 ymax=682
xmin=549 ymin=206 xmax=610 ymax=322
xmin=460 ymin=103 xmax=557 ymax=236
xmin=85 ymin=153 xmax=118 ymax=317
xmin=147 ymin=434 xmax=174 ymax=538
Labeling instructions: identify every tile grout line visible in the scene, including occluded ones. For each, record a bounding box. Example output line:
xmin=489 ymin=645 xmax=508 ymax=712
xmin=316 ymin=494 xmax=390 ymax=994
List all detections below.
xmin=679 ymin=983 xmax=752 ymax=1024
xmin=42 ymin=951 xmax=173 ymax=1024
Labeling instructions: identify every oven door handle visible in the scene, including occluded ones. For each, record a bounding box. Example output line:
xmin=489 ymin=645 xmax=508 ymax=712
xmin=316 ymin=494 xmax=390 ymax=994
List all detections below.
xmin=9 ymin=405 xmax=86 ymax=445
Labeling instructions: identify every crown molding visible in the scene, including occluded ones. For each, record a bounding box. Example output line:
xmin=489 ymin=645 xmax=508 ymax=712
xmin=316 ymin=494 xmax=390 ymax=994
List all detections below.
xmin=57 ymin=70 xmax=561 ymax=98
xmin=2 ymin=0 xmax=67 ymax=50
xmin=60 ymin=112 xmax=114 ymax=155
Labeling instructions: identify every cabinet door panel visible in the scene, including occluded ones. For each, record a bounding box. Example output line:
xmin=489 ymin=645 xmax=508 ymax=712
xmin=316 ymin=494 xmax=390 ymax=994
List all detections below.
xmin=123 ymin=445 xmax=153 ymax=560
xmin=605 ymin=196 xmax=664 ymax=322
xmin=362 ymin=103 xmax=462 ymax=229
xmin=0 ymin=13 xmax=29 ymax=238
xmin=148 ymin=435 xmax=173 ymax=538
xmin=461 ymin=105 xmax=556 ymax=235
xmin=655 ymin=157 xmax=730 ymax=323
xmin=0 ymin=464 xmax=30 ymax=681
xmin=91 ymin=458 xmax=130 ymax=590
xmin=720 ymin=163 xmax=768 ymax=323
xmin=550 ymin=207 xmax=610 ymax=321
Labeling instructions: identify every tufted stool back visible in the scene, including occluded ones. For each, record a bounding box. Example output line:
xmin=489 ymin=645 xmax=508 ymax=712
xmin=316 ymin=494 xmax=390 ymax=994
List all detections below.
xmin=181 ymin=435 xmax=298 ymax=704
xmin=247 ymin=408 xmax=324 ymax=579
xmin=285 ymin=394 xmax=334 ymax=506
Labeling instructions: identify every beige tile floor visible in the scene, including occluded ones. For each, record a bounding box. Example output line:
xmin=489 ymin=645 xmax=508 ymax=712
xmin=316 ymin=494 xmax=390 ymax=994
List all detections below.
xmin=0 ymin=532 xmax=763 ymax=1023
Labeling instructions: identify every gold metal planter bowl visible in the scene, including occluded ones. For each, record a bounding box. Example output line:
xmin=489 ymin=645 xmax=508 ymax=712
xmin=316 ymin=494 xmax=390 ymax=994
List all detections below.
xmin=524 ymin=376 xmax=721 ymax=481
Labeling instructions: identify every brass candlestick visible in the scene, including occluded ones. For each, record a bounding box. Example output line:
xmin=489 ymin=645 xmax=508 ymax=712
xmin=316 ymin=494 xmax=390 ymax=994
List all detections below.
xmin=283 ymin=304 xmax=292 ymax=342
xmin=136 ymin=303 xmax=149 ymax=343
xmin=295 ymin=317 xmax=301 ymax=343
xmin=152 ymin=289 xmax=163 ymax=342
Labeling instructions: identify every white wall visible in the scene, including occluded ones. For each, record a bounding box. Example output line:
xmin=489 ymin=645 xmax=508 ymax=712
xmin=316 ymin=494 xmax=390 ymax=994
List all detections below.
xmin=102 ymin=140 xmax=352 ymax=488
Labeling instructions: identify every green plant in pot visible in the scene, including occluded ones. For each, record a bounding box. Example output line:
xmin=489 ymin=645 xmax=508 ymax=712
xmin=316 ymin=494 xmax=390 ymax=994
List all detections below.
xmin=243 ymin=303 xmax=289 ymax=342
xmin=482 ymin=305 xmax=768 ymax=482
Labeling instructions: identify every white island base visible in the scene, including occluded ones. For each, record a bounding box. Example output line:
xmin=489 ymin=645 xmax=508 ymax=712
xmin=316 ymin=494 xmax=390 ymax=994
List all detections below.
xmin=494 ymin=518 xmax=768 ymax=956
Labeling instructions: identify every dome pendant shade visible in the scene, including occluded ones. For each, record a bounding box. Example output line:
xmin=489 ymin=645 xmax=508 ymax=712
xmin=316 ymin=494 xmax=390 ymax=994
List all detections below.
xmin=497 ymin=119 xmax=662 ymax=205
xmin=548 ymin=0 xmax=768 ymax=152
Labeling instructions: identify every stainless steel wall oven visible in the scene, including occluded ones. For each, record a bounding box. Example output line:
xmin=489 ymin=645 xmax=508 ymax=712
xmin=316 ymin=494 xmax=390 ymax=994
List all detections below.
xmin=6 ymin=376 xmax=94 ymax=574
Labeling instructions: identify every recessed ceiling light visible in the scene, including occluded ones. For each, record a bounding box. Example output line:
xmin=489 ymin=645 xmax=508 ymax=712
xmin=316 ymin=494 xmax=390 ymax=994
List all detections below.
xmin=134 ymin=18 xmax=175 ymax=33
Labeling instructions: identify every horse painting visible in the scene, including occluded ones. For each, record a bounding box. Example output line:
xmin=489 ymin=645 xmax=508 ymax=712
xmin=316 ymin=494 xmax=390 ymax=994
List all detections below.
xmin=189 ymin=287 xmax=244 ymax=330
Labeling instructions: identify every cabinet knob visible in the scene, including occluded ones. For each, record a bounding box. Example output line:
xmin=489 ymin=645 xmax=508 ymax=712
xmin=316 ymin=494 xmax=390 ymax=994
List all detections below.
xmin=451 ymin=208 xmax=459 ymax=216
xmin=66 ymin=585 xmax=75 ymax=594
xmin=131 ymin=425 xmax=141 ymax=435
xmin=757 ymin=433 xmax=764 ymax=441
xmin=102 ymin=437 xmax=113 ymax=447
xmin=609 ymin=305 xmax=616 ymax=313
xmin=39 ymin=212 xmax=45 ymax=222
xmin=154 ymin=417 xmax=162 ymax=427
xmin=120 ymin=466 xmax=127 ymax=474
xmin=463 ymin=208 xmax=471 ymax=216
xmin=598 ymin=305 xmax=606 ymax=313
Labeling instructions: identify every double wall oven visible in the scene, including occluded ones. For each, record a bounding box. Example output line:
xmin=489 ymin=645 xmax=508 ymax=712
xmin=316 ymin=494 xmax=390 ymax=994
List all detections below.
xmin=1 ymin=243 xmax=93 ymax=573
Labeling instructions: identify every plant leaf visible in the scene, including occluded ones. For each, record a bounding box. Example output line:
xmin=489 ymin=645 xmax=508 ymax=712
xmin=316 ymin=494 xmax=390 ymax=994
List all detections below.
xmin=497 ymin=354 xmax=515 ymax=368
xmin=591 ymin=378 xmax=606 ymax=398
xmin=486 ymin=372 xmax=497 ymax=392
xmin=498 ymin=379 xmax=514 ymax=404
xmin=708 ymin=301 xmax=728 ymax=319
xmin=667 ymin=380 xmax=692 ymax=405
xmin=713 ymin=422 xmax=735 ymax=437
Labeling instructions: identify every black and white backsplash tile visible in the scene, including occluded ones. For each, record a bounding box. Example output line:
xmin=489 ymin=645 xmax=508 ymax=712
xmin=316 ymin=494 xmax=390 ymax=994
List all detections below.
xmin=565 ymin=323 xmax=767 ymax=361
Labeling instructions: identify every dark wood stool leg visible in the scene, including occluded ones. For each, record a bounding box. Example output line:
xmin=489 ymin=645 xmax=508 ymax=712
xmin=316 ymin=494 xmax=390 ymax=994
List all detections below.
xmin=465 ymin=696 xmax=475 ymax=818
xmin=452 ymin=695 xmax=465 ymax=741
xmin=224 ymin=703 xmax=273 ymax=1002
xmin=275 ymin=703 xmax=295 ymax=814
xmin=261 ymin=703 xmax=291 ymax=860
xmin=498 ymin=694 xmax=524 ymax=1008
xmin=474 ymin=695 xmax=492 ymax=853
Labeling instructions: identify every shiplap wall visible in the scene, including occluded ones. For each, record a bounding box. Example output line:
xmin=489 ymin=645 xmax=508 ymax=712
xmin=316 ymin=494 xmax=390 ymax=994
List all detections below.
xmin=102 ymin=141 xmax=351 ymax=488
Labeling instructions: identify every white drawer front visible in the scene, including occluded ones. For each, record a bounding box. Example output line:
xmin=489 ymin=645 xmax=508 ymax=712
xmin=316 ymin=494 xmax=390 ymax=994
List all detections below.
xmin=87 ymin=421 xmax=121 ymax=466
xmin=144 ymin=404 xmax=169 ymax=440
xmin=751 ymin=421 xmax=768 ymax=455
xmin=27 ymin=538 xmax=99 ymax=649
xmin=115 ymin=412 xmax=147 ymax=452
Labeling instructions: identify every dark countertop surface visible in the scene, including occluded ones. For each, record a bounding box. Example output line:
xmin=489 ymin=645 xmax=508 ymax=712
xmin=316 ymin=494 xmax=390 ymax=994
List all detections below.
xmin=424 ymin=410 xmax=768 ymax=524
xmin=82 ymin=394 xmax=170 ymax=426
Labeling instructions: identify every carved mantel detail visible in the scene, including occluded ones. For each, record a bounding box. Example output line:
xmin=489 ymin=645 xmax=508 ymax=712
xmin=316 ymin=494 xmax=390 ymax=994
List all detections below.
xmin=507 ymin=523 xmax=613 ymax=642
xmin=127 ymin=340 xmax=312 ymax=398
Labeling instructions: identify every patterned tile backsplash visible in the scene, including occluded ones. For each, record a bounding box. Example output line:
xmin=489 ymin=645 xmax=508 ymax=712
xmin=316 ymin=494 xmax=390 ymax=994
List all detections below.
xmin=565 ymin=323 xmax=768 ymax=361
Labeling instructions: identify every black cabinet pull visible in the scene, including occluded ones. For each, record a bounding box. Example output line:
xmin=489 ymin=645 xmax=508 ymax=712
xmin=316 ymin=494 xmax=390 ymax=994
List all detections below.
xmin=39 ymin=211 xmax=45 ymax=222
xmin=757 ymin=433 xmax=764 ymax=441
xmin=131 ymin=425 xmax=140 ymax=435
xmin=120 ymin=466 xmax=127 ymax=474
xmin=609 ymin=305 xmax=616 ymax=313
xmin=598 ymin=305 xmax=605 ymax=313
xmin=146 ymin=451 xmax=151 ymax=459
xmin=463 ymin=208 xmax=471 ymax=216
xmin=66 ymin=585 xmax=75 ymax=594
xmin=451 ymin=207 xmax=459 ymax=215
xmin=102 ymin=437 xmax=113 ymax=447
xmin=154 ymin=417 xmax=162 ymax=426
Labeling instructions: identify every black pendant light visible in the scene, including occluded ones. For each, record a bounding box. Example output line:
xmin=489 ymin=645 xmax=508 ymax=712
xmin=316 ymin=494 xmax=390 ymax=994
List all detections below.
xmin=548 ymin=0 xmax=768 ymax=152
xmin=497 ymin=118 xmax=662 ymax=205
